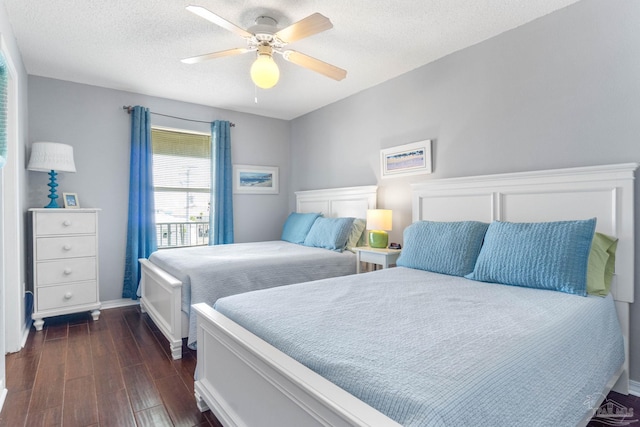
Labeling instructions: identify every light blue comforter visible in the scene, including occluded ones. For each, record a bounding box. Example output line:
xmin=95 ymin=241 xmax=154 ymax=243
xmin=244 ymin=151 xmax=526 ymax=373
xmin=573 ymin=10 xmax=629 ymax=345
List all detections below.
xmin=215 ymin=267 xmax=624 ymax=427
xmin=148 ymin=240 xmax=356 ymax=348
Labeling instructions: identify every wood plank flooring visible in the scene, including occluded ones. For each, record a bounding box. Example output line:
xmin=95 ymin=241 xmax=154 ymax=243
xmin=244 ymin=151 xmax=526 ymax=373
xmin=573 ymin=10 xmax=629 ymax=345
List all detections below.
xmin=0 ymin=306 xmax=222 ymax=427
xmin=1 ymin=305 xmax=638 ymax=426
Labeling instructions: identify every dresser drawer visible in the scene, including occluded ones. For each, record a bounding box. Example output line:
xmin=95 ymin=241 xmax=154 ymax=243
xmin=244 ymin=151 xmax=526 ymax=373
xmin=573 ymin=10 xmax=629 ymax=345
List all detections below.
xmin=35 ymin=211 xmax=96 ymax=236
xmin=37 ymin=281 xmax=97 ymax=311
xmin=36 ymin=258 xmax=96 ymax=286
xmin=36 ymin=236 xmax=96 ymax=260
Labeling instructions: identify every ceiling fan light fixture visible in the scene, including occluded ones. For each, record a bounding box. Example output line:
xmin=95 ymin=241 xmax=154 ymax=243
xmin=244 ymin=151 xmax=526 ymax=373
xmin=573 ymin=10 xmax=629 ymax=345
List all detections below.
xmin=184 ymin=7 xmax=346 ymax=87
xmin=251 ymin=45 xmax=280 ymax=89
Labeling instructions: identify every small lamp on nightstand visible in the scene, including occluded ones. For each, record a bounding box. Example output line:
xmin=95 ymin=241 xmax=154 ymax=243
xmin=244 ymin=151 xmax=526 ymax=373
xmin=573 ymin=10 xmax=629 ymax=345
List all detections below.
xmin=366 ymin=209 xmax=392 ymax=248
xmin=27 ymin=142 xmax=76 ymax=208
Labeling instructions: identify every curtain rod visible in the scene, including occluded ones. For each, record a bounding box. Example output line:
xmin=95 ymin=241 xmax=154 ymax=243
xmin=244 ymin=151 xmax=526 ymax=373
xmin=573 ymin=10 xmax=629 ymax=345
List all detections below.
xmin=122 ymin=105 xmax=235 ymax=127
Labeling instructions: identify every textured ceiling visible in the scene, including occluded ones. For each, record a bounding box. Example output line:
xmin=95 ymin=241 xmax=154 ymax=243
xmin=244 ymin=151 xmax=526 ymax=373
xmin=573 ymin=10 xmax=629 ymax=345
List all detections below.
xmin=4 ymin=0 xmax=581 ymax=120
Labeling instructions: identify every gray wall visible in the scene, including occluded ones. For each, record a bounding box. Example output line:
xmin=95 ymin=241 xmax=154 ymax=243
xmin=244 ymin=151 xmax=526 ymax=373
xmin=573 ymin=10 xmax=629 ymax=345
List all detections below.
xmin=27 ymin=77 xmax=290 ymax=302
xmin=291 ymin=0 xmax=640 ymax=379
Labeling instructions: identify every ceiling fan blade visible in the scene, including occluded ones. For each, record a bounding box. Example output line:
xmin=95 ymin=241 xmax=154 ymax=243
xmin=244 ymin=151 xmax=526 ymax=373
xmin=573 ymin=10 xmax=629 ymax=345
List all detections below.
xmin=275 ymin=13 xmax=333 ymax=44
xmin=283 ymin=50 xmax=347 ymax=81
xmin=181 ymin=48 xmax=251 ymax=64
xmin=186 ymin=5 xmax=253 ymax=39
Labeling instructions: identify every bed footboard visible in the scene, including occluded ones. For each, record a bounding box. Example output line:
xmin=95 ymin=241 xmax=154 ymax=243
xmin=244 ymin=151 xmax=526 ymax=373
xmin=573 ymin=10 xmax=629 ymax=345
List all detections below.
xmin=139 ymin=258 xmax=184 ymax=359
xmin=192 ymin=303 xmax=401 ymax=427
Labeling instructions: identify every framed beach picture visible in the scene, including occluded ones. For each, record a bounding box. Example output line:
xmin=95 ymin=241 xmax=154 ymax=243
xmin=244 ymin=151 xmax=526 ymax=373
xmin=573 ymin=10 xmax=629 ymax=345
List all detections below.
xmin=233 ymin=165 xmax=279 ymax=194
xmin=380 ymin=140 xmax=432 ymax=178
xmin=63 ymin=193 xmax=79 ymax=209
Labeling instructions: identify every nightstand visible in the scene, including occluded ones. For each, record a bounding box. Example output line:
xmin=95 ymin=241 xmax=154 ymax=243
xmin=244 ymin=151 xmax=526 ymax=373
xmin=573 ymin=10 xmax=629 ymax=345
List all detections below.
xmin=354 ymin=247 xmax=401 ymax=273
xmin=29 ymin=208 xmax=101 ymax=331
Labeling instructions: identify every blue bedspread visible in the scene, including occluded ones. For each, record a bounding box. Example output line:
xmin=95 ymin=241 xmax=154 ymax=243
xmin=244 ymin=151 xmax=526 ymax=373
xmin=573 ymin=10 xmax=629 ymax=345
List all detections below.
xmin=148 ymin=240 xmax=356 ymax=348
xmin=214 ymin=267 xmax=624 ymax=427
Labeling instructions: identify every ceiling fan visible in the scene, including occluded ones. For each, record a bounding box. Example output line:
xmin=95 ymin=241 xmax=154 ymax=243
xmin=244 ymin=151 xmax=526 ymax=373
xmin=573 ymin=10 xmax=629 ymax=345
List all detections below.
xmin=181 ymin=5 xmax=347 ymax=89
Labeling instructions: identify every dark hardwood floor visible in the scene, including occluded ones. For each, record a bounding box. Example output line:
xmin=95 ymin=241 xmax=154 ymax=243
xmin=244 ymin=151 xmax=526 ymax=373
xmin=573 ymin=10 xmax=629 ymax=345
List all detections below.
xmin=1 ymin=304 xmax=638 ymax=426
xmin=0 ymin=305 xmax=222 ymax=427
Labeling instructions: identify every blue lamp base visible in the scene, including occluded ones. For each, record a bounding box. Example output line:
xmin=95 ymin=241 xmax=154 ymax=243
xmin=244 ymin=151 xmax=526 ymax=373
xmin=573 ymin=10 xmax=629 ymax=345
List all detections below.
xmin=369 ymin=230 xmax=389 ymax=248
xmin=44 ymin=170 xmax=60 ymax=208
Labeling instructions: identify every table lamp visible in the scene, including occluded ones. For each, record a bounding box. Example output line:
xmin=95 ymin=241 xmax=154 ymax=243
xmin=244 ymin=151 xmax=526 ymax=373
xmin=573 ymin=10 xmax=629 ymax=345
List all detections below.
xmin=27 ymin=142 xmax=76 ymax=208
xmin=366 ymin=209 xmax=392 ymax=248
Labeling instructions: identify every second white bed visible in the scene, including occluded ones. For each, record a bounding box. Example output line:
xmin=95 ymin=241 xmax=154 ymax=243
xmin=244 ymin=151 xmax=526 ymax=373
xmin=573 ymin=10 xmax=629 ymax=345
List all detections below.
xmin=148 ymin=240 xmax=356 ymax=349
xmin=139 ymin=185 xmax=377 ymax=358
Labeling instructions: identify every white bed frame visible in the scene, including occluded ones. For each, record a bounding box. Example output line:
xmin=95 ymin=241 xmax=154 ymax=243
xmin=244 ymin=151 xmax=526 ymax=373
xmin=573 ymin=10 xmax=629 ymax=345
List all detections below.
xmin=409 ymin=163 xmax=636 ymax=396
xmin=138 ymin=185 xmax=377 ymax=359
xmin=192 ymin=163 xmax=637 ymax=426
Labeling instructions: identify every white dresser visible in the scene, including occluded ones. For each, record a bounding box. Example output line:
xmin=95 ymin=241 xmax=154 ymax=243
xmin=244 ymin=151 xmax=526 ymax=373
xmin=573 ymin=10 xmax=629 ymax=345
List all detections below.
xmin=30 ymin=208 xmax=101 ymax=330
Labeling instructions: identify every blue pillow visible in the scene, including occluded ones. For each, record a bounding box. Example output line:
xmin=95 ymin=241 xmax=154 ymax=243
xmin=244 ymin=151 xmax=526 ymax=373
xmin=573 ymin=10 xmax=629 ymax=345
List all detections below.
xmin=465 ymin=219 xmax=596 ymax=296
xmin=396 ymin=221 xmax=489 ymax=276
xmin=281 ymin=212 xmax=322 ymax=244
xmin=303 ymin=217 xmax=355 ymax=252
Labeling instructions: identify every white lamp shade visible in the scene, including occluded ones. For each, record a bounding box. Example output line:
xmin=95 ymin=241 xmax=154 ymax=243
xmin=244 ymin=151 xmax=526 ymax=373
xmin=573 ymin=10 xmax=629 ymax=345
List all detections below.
xmin=27 ymin=142 xmax=76 ymax=173
xmin=366 ymin=209 xmax=392 ymax=231
xmin=251 ymin=54 xmax=280 ymax=89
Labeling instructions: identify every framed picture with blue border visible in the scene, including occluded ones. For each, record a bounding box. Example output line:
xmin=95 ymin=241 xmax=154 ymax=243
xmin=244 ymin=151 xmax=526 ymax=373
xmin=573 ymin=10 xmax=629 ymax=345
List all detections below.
xmin=380 ymin=140 xmax=432 ymax=178
xmin=233 ymin=165 xmax=279 ymax=194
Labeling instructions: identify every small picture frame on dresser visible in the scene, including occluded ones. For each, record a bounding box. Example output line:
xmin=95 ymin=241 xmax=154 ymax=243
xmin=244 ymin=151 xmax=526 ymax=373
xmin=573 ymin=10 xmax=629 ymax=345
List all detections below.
xmin=63 ymin=193 xmax=79 ymax=209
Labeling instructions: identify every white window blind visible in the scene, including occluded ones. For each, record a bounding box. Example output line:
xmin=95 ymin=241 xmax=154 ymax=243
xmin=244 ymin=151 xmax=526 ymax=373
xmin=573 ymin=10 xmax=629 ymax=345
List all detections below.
xmin=152 ymin=128 xmax=211 ymax=247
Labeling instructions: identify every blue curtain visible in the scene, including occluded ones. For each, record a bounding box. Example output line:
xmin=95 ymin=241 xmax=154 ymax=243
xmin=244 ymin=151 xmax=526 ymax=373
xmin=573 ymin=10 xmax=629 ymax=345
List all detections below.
xmin=209 ymin=120 xmax=234 ymax=245
xmin=0 ymin=53 xmax=7 ymax=169
xmin=123 ymin=106 xmax=157 ymax=299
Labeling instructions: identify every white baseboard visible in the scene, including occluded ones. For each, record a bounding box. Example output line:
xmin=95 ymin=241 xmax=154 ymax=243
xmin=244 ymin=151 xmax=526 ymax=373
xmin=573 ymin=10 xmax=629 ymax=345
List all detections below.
xmin=20 ymin=322 xmax=30 ymax=348
xmin=628 ymin=380 xmax=640 ymax=397
xmin=5 ymin=321 xmax=32 ymax=354
xmin=101 ymin=298 xmax=140 ymax=310
xmin=0 ymin=380 xmax=7 ymax=414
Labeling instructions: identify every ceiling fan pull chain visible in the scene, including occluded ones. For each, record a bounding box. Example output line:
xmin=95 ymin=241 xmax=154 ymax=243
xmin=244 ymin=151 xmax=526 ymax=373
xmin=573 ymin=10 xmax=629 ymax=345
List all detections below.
xmin=254 ymin=84 xmax=258 ymax=104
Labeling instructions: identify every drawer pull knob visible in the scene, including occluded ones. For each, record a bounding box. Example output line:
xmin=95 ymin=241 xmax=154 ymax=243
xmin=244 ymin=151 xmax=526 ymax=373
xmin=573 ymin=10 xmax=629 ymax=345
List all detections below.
xmin=63 ymin=245 xmax=72 ymax=251
xmin=63 ymin=220 xmax=72 ymax=227
xmin=63 ymin=268 xmax=72 ymax=275
xmin=64 ymin=292 xmax=73 ymax=300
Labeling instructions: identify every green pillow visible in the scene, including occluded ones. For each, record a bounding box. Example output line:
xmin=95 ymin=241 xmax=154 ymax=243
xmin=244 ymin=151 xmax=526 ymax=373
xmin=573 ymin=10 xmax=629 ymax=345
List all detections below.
xmin=586 ymin=232 xmax=618 ymax=296
xmin=345 ymin=218 xmax=366 ymax=252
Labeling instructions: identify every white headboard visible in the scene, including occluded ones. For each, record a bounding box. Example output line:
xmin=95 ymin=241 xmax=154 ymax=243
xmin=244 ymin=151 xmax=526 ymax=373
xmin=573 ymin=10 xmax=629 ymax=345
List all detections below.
xmin=411 ymin=163 xmax=637 ymax=393
xmin=295 ymin=185 xmax=377 ymax=218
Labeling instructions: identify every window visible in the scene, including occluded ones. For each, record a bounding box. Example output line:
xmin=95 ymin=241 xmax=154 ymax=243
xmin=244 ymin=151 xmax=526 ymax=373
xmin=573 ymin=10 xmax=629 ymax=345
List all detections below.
xmin=152 ymin=128 xmax=211 ymax=248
